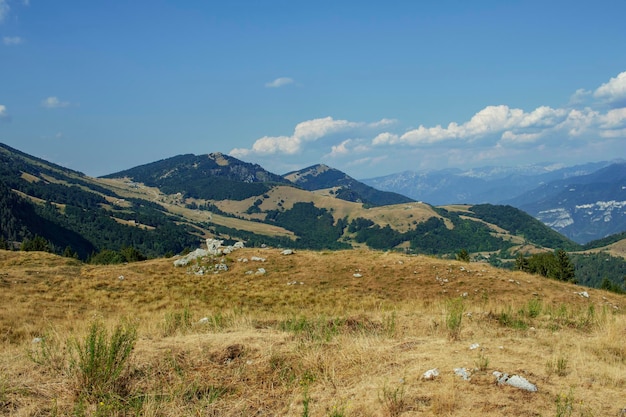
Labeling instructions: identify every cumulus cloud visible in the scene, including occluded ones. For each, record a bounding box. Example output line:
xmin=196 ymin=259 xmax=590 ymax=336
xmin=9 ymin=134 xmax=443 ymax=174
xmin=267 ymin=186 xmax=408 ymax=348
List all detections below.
xmin=265 ymin=77 xmax=294 ymax=88
xmin=3 ymin=36 xmax=22 ymax=45
xmin=373 ymin=105 xmax=570 ymax=147
xmin=363 ymin=71 xmax=626 ymax=174
xmin=232 ymin=71 xmax=626 ymax=178
xmin=41 ymin=96 xmax=70 ymax=109
xmin=327 ymin=139 xmax=353 ymax=157
xmin=594 ymin=71 xmax=626 ymax=105
xmin=0 ymin=104 xmax=9 ymax=121
xmin=231 ymin=116 xmax=387 ymax=158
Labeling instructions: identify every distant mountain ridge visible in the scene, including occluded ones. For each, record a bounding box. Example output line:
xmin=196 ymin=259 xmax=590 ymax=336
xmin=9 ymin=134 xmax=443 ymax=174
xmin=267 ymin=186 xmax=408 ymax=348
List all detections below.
xmin=506 ymin=163 xmax=626 ymax=244
xmin=361 ymin=161 xmax=620 ymax=205
xmin=362 ymin=160 xmax=626 ymax=243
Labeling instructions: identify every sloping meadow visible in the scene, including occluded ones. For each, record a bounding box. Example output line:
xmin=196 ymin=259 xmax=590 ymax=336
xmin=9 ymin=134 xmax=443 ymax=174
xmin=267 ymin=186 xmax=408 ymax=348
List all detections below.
xmin=0 ymin=249 xmax=624 ymax=416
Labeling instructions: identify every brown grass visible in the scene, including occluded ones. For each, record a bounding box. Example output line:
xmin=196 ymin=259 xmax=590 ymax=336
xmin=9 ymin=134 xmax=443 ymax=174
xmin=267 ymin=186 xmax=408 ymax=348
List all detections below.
xmin=1 ymin=248 xmax=625 ymax=416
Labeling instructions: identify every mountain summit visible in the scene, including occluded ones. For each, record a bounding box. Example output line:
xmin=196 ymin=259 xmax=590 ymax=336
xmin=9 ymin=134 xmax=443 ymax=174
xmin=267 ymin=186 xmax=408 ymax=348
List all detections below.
xmin=102 ymin=153 xmax=291 ymax=201
xmin=284 ymin=164 xmax=414 ymax=207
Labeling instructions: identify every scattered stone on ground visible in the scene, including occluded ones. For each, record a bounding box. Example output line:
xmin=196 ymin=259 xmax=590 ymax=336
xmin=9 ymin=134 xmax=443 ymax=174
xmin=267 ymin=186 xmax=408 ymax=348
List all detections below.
xmin=174 ymin=239 xmax=245 ymax=267
xmin=281 ymin=249 xmax=295 ymax=255
xmin=493 ymin=371 xmax=537 ymax=392
xmin=422 ymin=368 xmax=439 ymax=380
xmin=454 ymin=367 xmax=471 ymax=381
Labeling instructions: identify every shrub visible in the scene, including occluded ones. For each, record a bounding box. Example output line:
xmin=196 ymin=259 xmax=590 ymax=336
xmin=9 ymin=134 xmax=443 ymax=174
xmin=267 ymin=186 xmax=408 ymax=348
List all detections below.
xmin=526 ymin=298 xmax=543 ymax=318
xmin=69 ymin=320 xmax=137 ymax=399
xmin=379 ymin=383 xmax=406 ymax=417
xmin=445 ymin=298 xmax=465 ymax=340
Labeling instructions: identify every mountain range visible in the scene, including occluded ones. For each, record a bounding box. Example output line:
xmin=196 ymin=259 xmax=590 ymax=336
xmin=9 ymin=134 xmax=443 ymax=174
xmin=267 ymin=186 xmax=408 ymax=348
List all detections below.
xmin=362 ymin=161 xmax=626 ymax=244
xmin=1 ymin=142 xmax=625 ymax=290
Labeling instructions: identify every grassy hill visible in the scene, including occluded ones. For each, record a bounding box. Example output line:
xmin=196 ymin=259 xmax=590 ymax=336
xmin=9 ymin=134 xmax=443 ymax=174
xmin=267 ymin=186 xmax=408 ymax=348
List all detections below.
xmin=0 ymin=249 xmax=624 ymax=416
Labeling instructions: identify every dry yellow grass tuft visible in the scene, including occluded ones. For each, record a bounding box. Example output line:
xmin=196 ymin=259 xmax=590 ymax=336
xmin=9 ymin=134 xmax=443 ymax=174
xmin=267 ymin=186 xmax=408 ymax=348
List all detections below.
xmin=1 ymin=248 xmax=625 ymax=416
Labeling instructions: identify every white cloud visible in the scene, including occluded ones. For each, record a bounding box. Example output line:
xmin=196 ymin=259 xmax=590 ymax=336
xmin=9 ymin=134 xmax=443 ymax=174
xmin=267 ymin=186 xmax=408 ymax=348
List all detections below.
xmin=372 ymin=102 xmax=612 ymax=149
xmin=294 ymin=117 xmax=358 ymax=141
xmin=594 ymin=71 xmax=626 ymax=104
xmin=3 ymin=36 xmax=23 ymax=45
xmin=599 ymin=107 xmax=626 ymax=129
xmin=265 ymin=77 xmax=294 ymax=88
xmin=0 ymin=104 xmax=9 ymax=121
xmin=569 ymin=88 xmax=592 ymax=106
xmin=362 ymin=71 xmax=626 ymax=176
xmin=328 ymin=139 xmax=353 ymax=157
xmin=500 ymin=131 xmax=542 ymax=144
xmin=372 ymin=132 xmax=399 ymax=145
xmin=555 ymin=108 xmax=599 ymax=137
xmin=232 ymin=71 xmax=626 ymax=178
xmin=231 ymin=116 xmax=388 ymax=158
xmin=41 ymin=96 xmax=70 ymax=109
xmin=369 ymin=118 xmax=397 ymax=128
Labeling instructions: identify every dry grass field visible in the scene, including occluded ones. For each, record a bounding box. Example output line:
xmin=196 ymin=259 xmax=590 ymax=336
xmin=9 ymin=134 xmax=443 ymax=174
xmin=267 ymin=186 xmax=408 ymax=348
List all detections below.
xmin=1 ymin=248 xmax=625 ymax=416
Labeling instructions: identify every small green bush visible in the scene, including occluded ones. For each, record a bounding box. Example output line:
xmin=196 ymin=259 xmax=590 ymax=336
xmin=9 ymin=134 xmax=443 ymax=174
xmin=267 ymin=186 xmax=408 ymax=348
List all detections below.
xmin=445 ymin=298 xmax=465 ymax=340
xmin=70 ymin=320 xmax=137 ymax=399
xmin=526 ymin=298 xmax=543 ymax=318
xmin=474 ymin=352 xmax=489 ymax=371
xmin=379 ymin=383 xmax=406 ymax=417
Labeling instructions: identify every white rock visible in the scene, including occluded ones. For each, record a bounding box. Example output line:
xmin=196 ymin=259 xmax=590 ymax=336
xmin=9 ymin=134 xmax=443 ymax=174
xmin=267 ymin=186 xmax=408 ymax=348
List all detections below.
xmin=494 ymin=371 xmax=537 ymax=392
xmin=422 ymin=368 xmax=439 ymax=380
xmin=198 ymin=317 xmax=209 ymax=324
xmin=118 ymin=275 xmax=125 ymax=280
xmin=173 ymin=248 xmax=209 ymax=266
xmin=454 ymin=367 xmax=471 ymax=381
xmin=255 ymin=268 xmax=266 ymax=275
xmin=578 ymin=291 xmax=590 ymax=298
xmin=281 ymin=249 xmax=294 ymax=255
xmin=506 ymin=375 xmax=538 ymax=392
xmin=214 ymin=263 xmax=228 ymax=271
xmin=32 ymin=337 xmax=43 ymax=344
xmin=353 ymin=273 xmax=363 ymax=278
xmin=206 ymin=238 xmax=224 ymax=255
xmin=251 ymin=256 xmax=266 ymax=262
xmin=469 ymin=343 xmax=480 ymax=350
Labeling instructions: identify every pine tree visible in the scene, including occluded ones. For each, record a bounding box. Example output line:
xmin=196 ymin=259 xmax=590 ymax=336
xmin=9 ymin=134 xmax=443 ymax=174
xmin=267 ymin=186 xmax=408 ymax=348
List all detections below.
xmin=554 ymin=249 xmax=576 ymax=283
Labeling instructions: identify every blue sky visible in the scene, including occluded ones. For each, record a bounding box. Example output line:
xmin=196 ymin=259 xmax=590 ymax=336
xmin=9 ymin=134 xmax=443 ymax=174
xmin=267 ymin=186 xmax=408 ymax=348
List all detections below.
xmin=1 ymin=1 xmax=626 ymax=179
